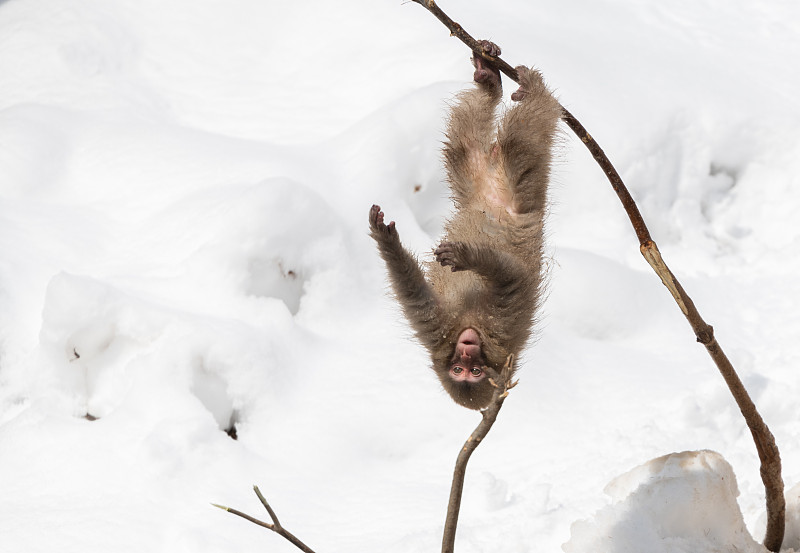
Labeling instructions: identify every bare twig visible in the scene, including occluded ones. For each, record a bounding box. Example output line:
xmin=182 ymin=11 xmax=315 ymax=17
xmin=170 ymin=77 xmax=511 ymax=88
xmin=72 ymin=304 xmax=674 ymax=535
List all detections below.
xmin=410 ymin=1 xmax=785 ymax=550
xmin=443 ymin=354 xmax=516 ymax=553
xmin=214 ymin=486 xmax=317 ymax=553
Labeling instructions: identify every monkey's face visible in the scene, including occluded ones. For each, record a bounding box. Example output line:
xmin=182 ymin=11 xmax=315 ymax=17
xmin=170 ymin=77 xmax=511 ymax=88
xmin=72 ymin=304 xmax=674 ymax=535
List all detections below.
xmin=449 ymin=328 xmax=487 ymax=384
xmin=432 ymin=327 xmax=500 ymax=410
xmin=444 ymin=328 xmax=495 ymax=409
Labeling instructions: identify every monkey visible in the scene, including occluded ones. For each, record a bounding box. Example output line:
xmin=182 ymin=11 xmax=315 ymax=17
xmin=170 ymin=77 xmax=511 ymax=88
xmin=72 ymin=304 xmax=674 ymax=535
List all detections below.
xmin=369 ymin=40 xmax=561 ymax=410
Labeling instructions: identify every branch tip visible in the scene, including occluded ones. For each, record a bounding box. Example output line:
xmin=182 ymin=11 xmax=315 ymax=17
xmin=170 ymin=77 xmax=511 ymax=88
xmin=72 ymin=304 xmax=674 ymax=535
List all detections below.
xmin=215 ymin=486 xmax=316 ymax=552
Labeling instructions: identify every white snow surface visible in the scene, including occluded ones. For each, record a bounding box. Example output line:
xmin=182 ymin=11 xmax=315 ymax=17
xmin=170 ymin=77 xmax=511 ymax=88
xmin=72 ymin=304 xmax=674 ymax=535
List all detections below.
xmin=1 ymin=1 xmax=799 ymax=552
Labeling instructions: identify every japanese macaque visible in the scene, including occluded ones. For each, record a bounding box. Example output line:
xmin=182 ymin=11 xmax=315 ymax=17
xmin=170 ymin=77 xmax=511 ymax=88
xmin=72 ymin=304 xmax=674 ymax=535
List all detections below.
xmin=369 ymin=41 xmax=560 ymax=410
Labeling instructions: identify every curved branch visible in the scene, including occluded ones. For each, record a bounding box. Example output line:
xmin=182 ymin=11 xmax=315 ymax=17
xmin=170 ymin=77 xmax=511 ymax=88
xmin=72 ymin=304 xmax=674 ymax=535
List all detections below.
xmin=410 ymin=1 xmax=785 ymax=550
xmin=214 ymin=486 xmax=317 ymax=553
xmin=442 ymin=354 xmax=516 ymax=553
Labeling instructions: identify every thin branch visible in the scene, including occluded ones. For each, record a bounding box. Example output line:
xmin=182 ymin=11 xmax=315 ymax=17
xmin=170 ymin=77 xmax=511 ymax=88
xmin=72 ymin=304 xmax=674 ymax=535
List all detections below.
xmin=442 ymin=354 xmax=516 ymax=553
xmin=214 ymin=486 xmax=317 ymax=553
xmin=254 ymin=485 xmax=282 ymax=527
xmin=410 ymin=1 xmax=785 ymax=551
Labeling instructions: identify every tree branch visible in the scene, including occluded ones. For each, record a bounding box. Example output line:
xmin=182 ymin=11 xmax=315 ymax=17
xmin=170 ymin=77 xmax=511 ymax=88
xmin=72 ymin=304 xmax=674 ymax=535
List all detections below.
xmin=442 ymin=354 xmax=516 ymax=553
xmin=214 ymin=486 xmax=317 ymax=553
xmin=410 ymin=1 xmax=785 ymax=551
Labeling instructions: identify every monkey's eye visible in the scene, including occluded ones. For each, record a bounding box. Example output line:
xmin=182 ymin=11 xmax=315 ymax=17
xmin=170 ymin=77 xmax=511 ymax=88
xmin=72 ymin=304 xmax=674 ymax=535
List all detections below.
xmin=452 ymin=366 xmax=464 ymax=374
xmin=470 ymin=367 xmax=483 ymax=377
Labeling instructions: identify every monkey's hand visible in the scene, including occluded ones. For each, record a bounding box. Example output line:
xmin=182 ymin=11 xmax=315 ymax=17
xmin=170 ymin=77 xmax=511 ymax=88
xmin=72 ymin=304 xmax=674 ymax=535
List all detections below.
xmin=435 ymin=241 xmax=468 ymax=272
xmin=369 ymin=204 xmax=399 ymax=244
xmin=510 ymin=65 xmax=546 ymax=102
xmin=472 ymin=40 xmax=502 ymax=90
xmin=436 ymin=241 xmax=526 ymax=293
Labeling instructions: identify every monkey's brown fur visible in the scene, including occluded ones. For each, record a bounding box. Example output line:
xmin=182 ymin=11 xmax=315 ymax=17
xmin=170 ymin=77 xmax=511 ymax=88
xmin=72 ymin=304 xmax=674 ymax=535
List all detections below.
xmin=370 ymin=41 xmax=560 ymax=409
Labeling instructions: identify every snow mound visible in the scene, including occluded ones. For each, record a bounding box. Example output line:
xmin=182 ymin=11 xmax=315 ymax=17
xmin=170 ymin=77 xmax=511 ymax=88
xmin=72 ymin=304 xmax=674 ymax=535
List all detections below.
xmin=564 ymin=450 xmax=764 ymax=553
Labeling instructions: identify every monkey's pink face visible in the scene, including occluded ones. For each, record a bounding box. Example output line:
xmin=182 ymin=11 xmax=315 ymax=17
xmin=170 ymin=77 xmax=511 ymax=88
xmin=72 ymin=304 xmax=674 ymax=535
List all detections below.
xmin=449 ymin=328 xmax=487 ymax=383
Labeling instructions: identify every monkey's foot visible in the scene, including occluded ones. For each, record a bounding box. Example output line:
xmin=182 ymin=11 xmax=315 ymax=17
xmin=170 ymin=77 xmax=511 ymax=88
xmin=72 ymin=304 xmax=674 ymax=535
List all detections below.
xmin=369 ymin=204 xmax=398 ymax=241
xmin=472 ymin=40 xmax=501 ymax=88
xmin=511 ymin=65 xmax=546 ymax=102
xmin=434 ymin=241 xmax=465 ymax=272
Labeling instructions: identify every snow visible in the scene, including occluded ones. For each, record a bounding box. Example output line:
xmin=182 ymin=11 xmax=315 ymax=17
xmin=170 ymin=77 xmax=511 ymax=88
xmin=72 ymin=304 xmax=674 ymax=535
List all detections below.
xmin=0 ymin=0 xmax=799 ymax=552
xmin=565 ymin=450 xmax=762 ymax=553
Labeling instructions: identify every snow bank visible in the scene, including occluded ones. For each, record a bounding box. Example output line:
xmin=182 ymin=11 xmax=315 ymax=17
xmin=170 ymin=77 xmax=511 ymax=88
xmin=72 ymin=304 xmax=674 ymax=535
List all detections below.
xmin=565 ymin=450 xmax=763 ymax=553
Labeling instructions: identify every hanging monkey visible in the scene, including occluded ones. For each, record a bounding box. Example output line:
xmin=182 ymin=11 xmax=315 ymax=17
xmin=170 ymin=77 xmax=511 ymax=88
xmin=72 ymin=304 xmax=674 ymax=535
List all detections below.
xmin=369 ymin=41 xmax=560 ymax=409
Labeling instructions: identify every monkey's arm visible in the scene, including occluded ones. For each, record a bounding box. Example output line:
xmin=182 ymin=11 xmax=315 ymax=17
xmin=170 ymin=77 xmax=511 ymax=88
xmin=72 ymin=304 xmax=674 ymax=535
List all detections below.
xmin=369 ymin=205 xmax=443 ymax=344
xmin=435 ymin=241 xmax=532 ymax=307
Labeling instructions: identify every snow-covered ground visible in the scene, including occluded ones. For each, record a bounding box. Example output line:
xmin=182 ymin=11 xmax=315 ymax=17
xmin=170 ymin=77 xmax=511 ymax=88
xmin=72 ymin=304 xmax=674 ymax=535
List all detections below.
xmin=1 ymin=1 xmax=799 ymax=552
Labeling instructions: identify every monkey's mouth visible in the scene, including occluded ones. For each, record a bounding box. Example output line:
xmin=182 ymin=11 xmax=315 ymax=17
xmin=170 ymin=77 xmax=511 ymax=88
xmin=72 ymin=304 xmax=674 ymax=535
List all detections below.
xmin=457 ymin=328 xmax=481 ymax=347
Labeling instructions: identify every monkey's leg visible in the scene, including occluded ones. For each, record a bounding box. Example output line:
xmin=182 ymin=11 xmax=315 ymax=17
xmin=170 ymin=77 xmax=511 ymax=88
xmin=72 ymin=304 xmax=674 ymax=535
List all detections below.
xmin=443 ymin=40 xmax=503 ymax=206
xmin=369 ymin=205 xmax=444 ymax=346
xmin=497 ymin=66 xmax=562 ymax=215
